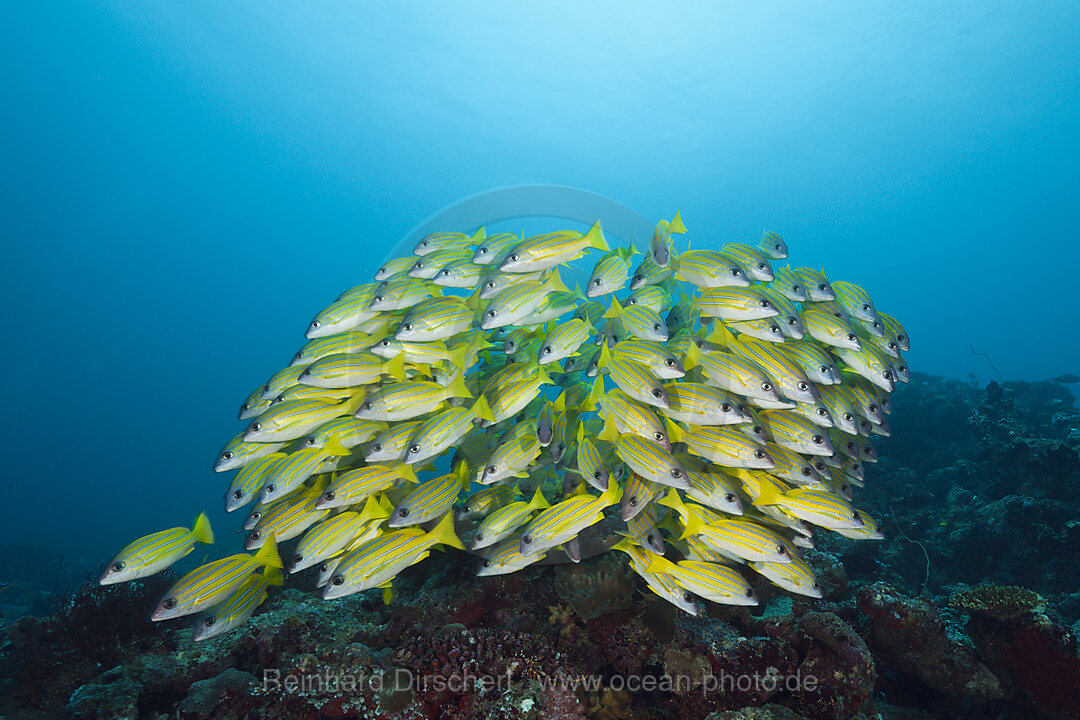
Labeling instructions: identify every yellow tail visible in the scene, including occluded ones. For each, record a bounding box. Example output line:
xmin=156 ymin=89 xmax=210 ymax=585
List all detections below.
xmin=191 ymin=512 xmax=214 ymax=545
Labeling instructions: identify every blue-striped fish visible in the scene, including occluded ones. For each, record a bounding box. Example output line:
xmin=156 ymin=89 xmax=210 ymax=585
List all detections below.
xmin=192 ymin=567 xmax=283 ymax=641
xmin=471 ymin=486 xmax=550 ymax=550
xmin=682 ymin=426 xmax=773 ymax=469
xmin=394 ymin=296 xmax=475 ymax=342
xmin=644 ymin=554 xmax=758 ymax=606
xmin=519 ymin=480 xmax=621 ymax=555
xmin=389 ymin=464 xmax=468 ymax=526
xmin=413 ymin=227 xmax=485 ymax=256
xmin=324 ymin=513 xmax=463 ymax=598
xmin=101 ymin=513 xmax=214 ymax=585
xmin=499 ymin=221 xmax=609 ymax=273
xmin=476 ymin=535 xmax=548 ymax=576
xmin=471 ymin=232 xmax=522 ymax=266
xmin=675 ymin=250 xmax=750 ymax=289
xmin=152 ymin=537 xmax=283 ymax=621
xmin=615 ymin=434 xmax=690 ymax=489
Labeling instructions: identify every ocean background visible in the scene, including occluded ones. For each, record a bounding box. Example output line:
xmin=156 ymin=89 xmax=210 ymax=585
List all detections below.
xmin=2 ymin=2 xmax=1078 ymax=571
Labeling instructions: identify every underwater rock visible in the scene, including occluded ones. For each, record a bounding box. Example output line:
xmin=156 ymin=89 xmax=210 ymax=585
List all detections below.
xmin=964 ymin=609 xmax=1080 ymax=719
xmin=704 ymin=706 xmax=811 ymax=720
xmin=66 ymin=665 xmax=142 ymax=720
xmin=553 ymin=552 xmax=636 ymax=619
xmin=788 ymin=611 xmax=875 ymax=719
xmin=176 ymin=668 xmax=260 ymax=719
xmin=857 ymin=583 xmax=1006 ymax=700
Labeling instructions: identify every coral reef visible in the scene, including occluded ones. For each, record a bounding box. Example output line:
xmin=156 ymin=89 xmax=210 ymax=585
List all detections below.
xmin=2 ymin=373 xmax=1079 ymax=719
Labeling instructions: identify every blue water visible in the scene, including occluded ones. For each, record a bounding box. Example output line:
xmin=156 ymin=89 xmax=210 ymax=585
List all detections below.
xmin=2 ymin=2 xmax=1077 ymax=565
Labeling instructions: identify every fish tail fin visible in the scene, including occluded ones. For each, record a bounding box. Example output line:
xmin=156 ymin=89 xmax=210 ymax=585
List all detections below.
xmin=471 ymin=394 xmax=496 ymax=423
xmin=611 ymin=535 xmax=636 ymax=554
xmin=323 ymin=435 xmax=352 ymax=458
xmin=644 ymin=553 xmax=678 ymax=575
xmin=663 ymin=417 xmax=685 ymax=444
xmin=385 ymin=353 xmax=407 ymax=381
xmin=707 ymin=322 xmax=737 ymax=349
xmin=683 ymin=340 xmax=703 ymax=370
xmin=752 ymin=482 xmax=784 ymax=507
xmin=426 ymin=511 xmax=465 ymax=550
xmin=658 ymin=487 xmax=688 ymax=516
xmin=583 ymin=220 xmax=609 ymax=252
xmin=598 ymin=412 xmax=619 ymax=443
xmin=584 ymin=375 xmax=605 ymax=411
xmin=264 ymin=566 xmax=284 ymax=586
xmin=669 ymin=210 xmax=687 ymax=235
xmin=362 ymin=494 xmax=392 ymax=521
xmin=597 ymin=342 xmax=613 ymax=369
xmin=602 ymin=297 xmax=624 ymax=320
xmin=448 ymin=345 xmax=470 ymax=373
xmin=468 ymin=226 xmax=486 ymax=244
xmin=553 ymin=390 xmax=566 ymax=414
xmin=397 ymin=463 xmax=419 ymax=484
xmin=253 ymin=534 xmax=283 ymax=570
xmin=546 ymin=271 xmax=569 ymax=294
xmin=192 ymin=512 xmax=214 ymax=545
xmin=528 ymin=485 xmax=550 ymax=511
xmin=382 ymin=582 xmax=396 ymax=605
xmin=445 ymin=371 xmax=473 ymax=399
xmin=601 ymin=476 xmax=623 ymax=506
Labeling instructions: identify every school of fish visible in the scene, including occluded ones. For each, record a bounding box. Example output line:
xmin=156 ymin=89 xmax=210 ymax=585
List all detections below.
xmin=100 ymin=211 xmax=910 ymax=640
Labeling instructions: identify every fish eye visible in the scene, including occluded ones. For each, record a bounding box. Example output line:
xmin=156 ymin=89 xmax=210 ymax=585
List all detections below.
xmin=377 ymin=267 xmax=386 ymax=274
xmin=812 ymin=435 xmax=824 ymax=445
xmin=844 ymin=413 xmax=854 ymax=421
xmin=671 ymin=468 xmax=682 ymax=478
xmin=633 ymin=274 xmax=643 ymax=283
xmin=787 ymin=317 xmax=796 ymax=325
xmin=818 ymin=284 xmax=827 ymax=291
xmin=898 ymin=364 xmax=907 ymax=372
xmin=777 ymin=545 xmax=787 ymax=554
xmin=797 ymin=381 xmax=809 ymax=391
xmin=745 ymin=588 xmax=754 ymax=597
xmin=163 ymin=598 xmax=176 ymax=609
xmin=721 ymin=402 xmax=733 ymax=412
xmin=112 ymin=561 xmax=125 ymax=572
xmin=593 ymin=470 xmax=603 ymax=480
xmin=487 ymin=466 xmax=497 ymax=474
xmin=251 ymin=423 xmax=262 ymax=431
xmin=380 ymin=340 xmax=391 ymax=347
xmin=250 ymin=512 xmax=261 ymax=521
xmin=753 ymin=450 xmax=765 ymax=459
xmin=332 ymin=575 xmax=345 ymax=586
xmin=311 ymin=320 xmax=321 ymax=328
xmin=863 ymin=304 xmax=871 ymax=312
xmin=759 ymin=300 xmax=771 ymax=308
xmin=868 ymin=403 xmax=878 ymax=412
xmin=543 ymin=347 xmax=552 ymax=354
xmin=761 ymin=382 xmax=773 ymax=392
xmin=653 ymin=323 xmax=662 ymax=331
xmin=883 ymin=371 xmax=894 ymax=381
xmin=485 ymin=281 xmax=496 ymax=289
xmin=651 ymin=388 xmax=664 ymax=398
xmin=482 ymin=560 xmax=491 ymax=567
xmin=812 ymin=581 xmax=821 ymax=589
xmin=487 ymin=310 xmax=496 ymax=318
xmin=363 ymin=401 xmax=373 ymax=410
xmin=653 ymin=432 xmax=664 ymax=441
xmin=509 ymin=254 xmax=519 ymax=262
xmin=265 ymin=484 xmax=275 ymax=494
xmin=374 ymin=295 xmax=384 ymax=303
xmin=222 ymin=451 xmax=234 ymax=460
xmin=408 ymin=444 xmax=420 ymax=454
xmin=646 ymin=534 xmax=655 ymax=544
xmin=204 ymin=617 xmax=216 ymax=627
xmin=801 ymin=467 xmax=812 ymax=476
xmin=847 ymin=334 xmax=857 ymax=342
xmin=439 ymin=268 xmax=449 ymax=276
xmin=729 ymin=268 xmax=740 ymax=276
xmin=479 ymin=246 xmax=488 ymax=253
xmin=371 ymin=443 xmax=382 ymax=451
xmin=684 ymin=592 xmax=693 ymax=602
xmin=792 ymin=284 xmax=801 ymax=293
xmin=404 ymin=323 xmax=414 ymax=331
xmin=897 ymin=334 xmax=906 ymax=342
xmin=593 ymin=278 xmax=602 ymax=286
xmin=664 ymin=358 xmax=675 ymax=366
xmin=775 ymin=244 xmax=782 ymax=250
xmin=522 ymin=534 xmax=532 ymax=544
xmin=629 ymin=497 xmax=638 ymax=507
xmin=293 ymin=554 xmax=303 ymax=564
xmin=233 ymin=489 xmax=243 ymax=499
xmin=852 ymin=510 xmax=860 ymax=519
xmin=250 ymin=531 xmax=261 ymax=540
xmin=399 ymin=507 xmax=410 ymax=517
xmin=817 ymin=408 xmax=827 ymax=416
xmin=420 ymin=241 xmax=429 ymax=247
xmin=820 ymin=365 xmax=829 ymax=373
